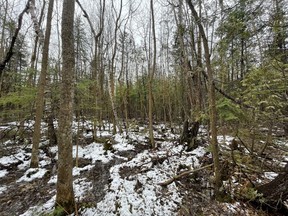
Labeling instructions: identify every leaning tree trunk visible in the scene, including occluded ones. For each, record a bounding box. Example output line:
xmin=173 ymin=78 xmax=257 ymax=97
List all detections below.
xmin=254 ymin=163 xmax=288 ymax=215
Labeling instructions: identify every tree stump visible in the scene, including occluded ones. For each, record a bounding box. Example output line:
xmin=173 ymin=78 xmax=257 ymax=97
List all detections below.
xmin=180 ymin=120 xmax=200 ymax=151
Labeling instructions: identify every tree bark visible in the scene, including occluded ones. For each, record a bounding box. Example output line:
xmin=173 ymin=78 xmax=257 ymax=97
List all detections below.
xmin=180 ymin=120 xmax=200 ymax=151
xmin=55 ymin=0 xmax=75 ymax=214
xmin=30 ymin=0 xmax=54 ymax=168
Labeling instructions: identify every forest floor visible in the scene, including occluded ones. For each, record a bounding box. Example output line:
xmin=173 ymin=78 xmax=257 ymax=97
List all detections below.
xmin=0 ymin=121 xmax=287 ymax=216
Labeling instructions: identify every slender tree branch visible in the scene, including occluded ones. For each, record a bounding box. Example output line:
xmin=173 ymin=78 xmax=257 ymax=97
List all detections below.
xmin=0 ymin=1 xmax=30 ymax=76
xmin=76 ymin=0 xmax=105 ymax=42
xmin=200 ymin=71 xmax=253 ymax=109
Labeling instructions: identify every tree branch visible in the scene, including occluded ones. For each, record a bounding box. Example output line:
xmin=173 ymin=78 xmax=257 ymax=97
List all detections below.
xmin=201 ymin=70 xmax=253 ymax=109
xmin=158 ymin=164 xmax=213 ymax=186
xmin=76 ymin=0 xmax=105 ymax=42
xmin=0 ymin=1 xmax=30 ymax=76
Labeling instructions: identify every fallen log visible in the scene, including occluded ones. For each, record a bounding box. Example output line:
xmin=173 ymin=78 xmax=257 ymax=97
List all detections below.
xmin=254 ymin=163 xmax=288 ymax=215
xmin=158 ymin=164 xmax=213 ymax=186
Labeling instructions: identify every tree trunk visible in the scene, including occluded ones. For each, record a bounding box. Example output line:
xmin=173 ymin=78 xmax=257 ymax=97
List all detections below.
xmin=0 ymin=0 xmax=8 ymax=60
xmin=180 ymin=120 xmax=200 ymax=151
xmin=55 ymin=0 xmax=75 ymax=214
xmin=30 ymin=0 xmax=54 ymax=168
xmin=185 ymin=0 xmax=222 ymax=198
xmin=28 ymin=0 xmax=46 ymax=87
xmin=149 ymin=0 xmax=156 ymax=148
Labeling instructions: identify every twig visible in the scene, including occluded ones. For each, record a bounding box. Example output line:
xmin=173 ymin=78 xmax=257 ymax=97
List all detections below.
xmin=158 ymin=164 xmax=213 ymax=186
xmin=236 ymin=135 xmax=252 ymax=154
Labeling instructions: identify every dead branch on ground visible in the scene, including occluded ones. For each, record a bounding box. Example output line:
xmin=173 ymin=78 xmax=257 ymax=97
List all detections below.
xmin=158 ymin=164 xmax=213 ymax=186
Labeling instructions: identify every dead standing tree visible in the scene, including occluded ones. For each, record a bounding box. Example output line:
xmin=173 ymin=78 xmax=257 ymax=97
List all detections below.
xmin=173 ymin=0 xmax=201 ymax=152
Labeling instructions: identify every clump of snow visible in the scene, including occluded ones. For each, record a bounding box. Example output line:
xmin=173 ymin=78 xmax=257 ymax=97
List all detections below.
xmin=0 ymin=169 xmax=8 ymax=178
xmin=0 ymin=149 xmax=31 ymax=170
xmin=0 ymin=155 xmax=19 ymax=166
xmin=218 ymin=135 xmax=235 ymax=146
xmin=73 ymin=165 xmax=94 ymax=176
xmin=264 ymin=172 xmax=278 ymax=180
xmin=0 ymin=186 xmax=7 ymax=194
xmin=48 ymin=175 xmax=57 ymax=184
xmin=98 ymin=130 xmax=113 ymax=137
xmin=17 ymin=168 xmax=47 ymax=182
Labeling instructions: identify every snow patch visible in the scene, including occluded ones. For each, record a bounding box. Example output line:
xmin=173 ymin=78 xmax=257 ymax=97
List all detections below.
xmin=48 ymin=175 xmax=57 ymax=184
xmin=19 ymin=195 xmax=56 ymax=216
xmin=81 ymin=140 xmax=205 ymax=215
xmin=73 ymin=165 xmax=94 ymax=176
xmin=0 ymin=186 xmax=7 ymax=194
xmin=74 ymin=178 xmax=93 ymax=199
xmin=264 ymin=172 xmax=278 ymax=180
xmin=0 ymin=155 xmax=19 ymax=166
xmin=72 ymin=143 xmax=114 ymax=163
xmin=0 ymin=169 xmax=8 ymax=178
xmin=17 ymin=168 xmax=48 ymax=182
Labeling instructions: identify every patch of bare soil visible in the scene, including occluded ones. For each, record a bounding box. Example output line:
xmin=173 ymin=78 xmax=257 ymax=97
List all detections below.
xmin=0 ymin=168 xmax=53 ymax=215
